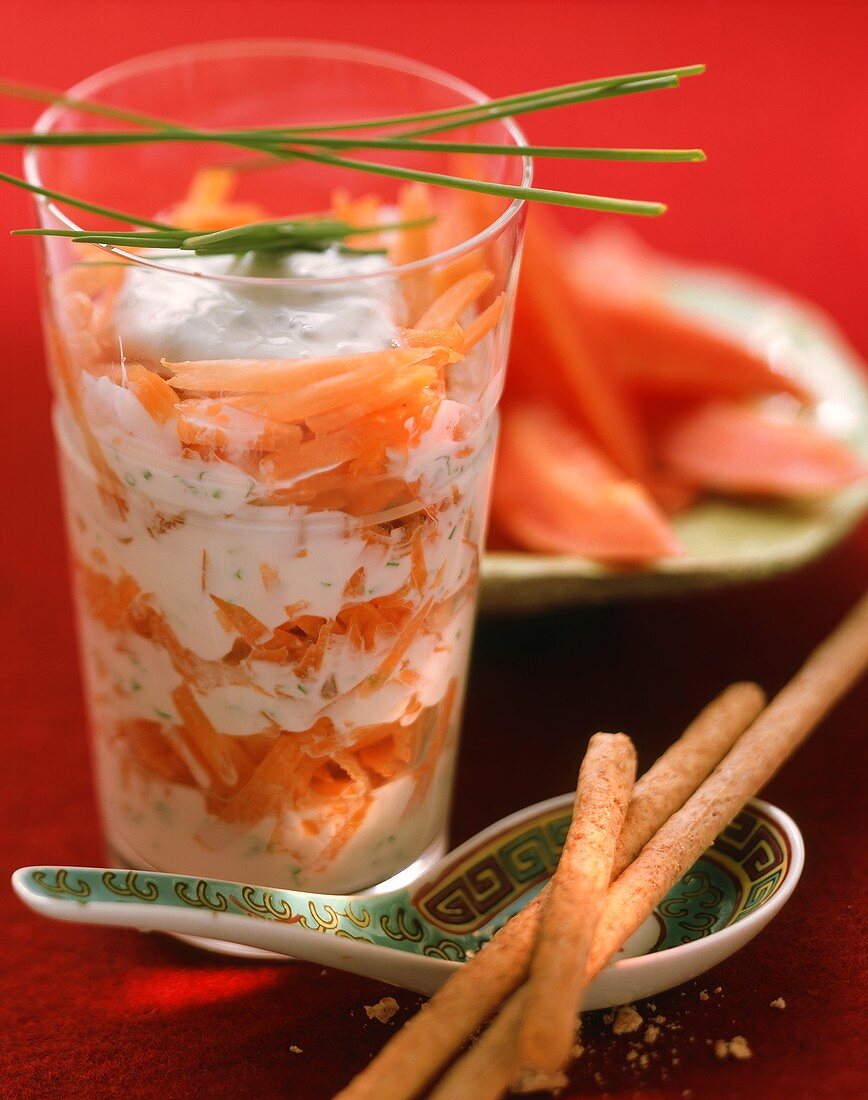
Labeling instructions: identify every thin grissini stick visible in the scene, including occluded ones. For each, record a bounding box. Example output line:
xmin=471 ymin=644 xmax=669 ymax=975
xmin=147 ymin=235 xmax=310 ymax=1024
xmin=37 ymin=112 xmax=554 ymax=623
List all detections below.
xmin=333 ymin=897 xmax=545 ymax=1100
xmin=612 ymin=681 xmax=766 ymax=876
xmin=426 ymin=593 xmax=868 ymax=1100
xmin=520 ymin=733 xmax=636 ymax=1074
xmin=334 ymin=683 xmax=769 ymax=1100
xmin=586 ymin=588 xmax=868 ymax=979
xmin=429 ymin=990 xmax=527 ymax=1100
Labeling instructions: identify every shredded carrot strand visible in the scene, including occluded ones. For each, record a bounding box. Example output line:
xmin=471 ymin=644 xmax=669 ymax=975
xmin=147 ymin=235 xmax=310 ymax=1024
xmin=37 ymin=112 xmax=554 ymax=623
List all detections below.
xmin=463 ymin=293 xmax=505 ymax=351
xmin=415 ymin=269 xmax=495 ymax=330
xmin=170 ymin=683 xmax=240 ymax=790
xmin=211 ymin=595 xmax=269 ymax=645
xmin=124 ymin=363 xmax=178 ymax=424
xmin=391 ymin=183 xmax=436 ymax=324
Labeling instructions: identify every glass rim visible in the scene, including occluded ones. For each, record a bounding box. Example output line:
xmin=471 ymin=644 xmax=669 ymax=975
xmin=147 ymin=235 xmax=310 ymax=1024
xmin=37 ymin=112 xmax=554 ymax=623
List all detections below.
xmin=25 ymin=38 xmax=533 ymax=288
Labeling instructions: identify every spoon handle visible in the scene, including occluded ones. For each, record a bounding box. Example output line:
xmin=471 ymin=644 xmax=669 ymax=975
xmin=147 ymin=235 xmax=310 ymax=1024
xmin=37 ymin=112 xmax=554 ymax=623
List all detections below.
xmin=11 ymin=865 xmax=454 ymax=994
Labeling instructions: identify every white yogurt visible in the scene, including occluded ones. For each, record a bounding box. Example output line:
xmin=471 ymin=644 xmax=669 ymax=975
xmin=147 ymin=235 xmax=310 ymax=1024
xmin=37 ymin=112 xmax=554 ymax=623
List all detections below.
xmin=113 ymin=248 xmax=404 ymax=362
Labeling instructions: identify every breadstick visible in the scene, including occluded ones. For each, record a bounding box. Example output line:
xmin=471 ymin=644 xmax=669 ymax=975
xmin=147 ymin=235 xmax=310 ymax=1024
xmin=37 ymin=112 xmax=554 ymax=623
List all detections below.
xmin=612 ymin=681 xmax=765 ymax=876
xmin=424 ymin=592 xmax=868 ymax=1100
xmin=428 ymin=989 xmax=527 ymax=1100
xmin=519 ymin=733 xmax=635 ymax=1073
xmin=333 ymin=682 xmax=772 ymax=1100
xmin=587 ymin=589 xmax=868 ymax=978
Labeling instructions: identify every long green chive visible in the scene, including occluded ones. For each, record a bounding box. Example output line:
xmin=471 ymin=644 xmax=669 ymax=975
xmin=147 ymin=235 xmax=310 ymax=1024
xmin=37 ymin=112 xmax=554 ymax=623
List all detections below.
xmin=397 ymin=75 xmax=680 ymax=137
xmin=0 ymin=63 xmax=705 ymax=248
xmin=213 ymin=64 xmax=706 ymax=135
xmin=0 ymin=129 xmax=705 ymax=163
xmin=268 ymin=147 xmax=667 ymax=217
xmin=12 ymin=215 xmax=435 ymax=256
xmin=0 ymin=169 xmax=177 ymax=230
xmin=0 ymin=66 xmax=703 ymax=136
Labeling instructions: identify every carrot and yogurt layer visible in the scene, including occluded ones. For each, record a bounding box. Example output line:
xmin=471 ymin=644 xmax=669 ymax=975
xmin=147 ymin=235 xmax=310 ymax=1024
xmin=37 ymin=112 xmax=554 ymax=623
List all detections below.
xmin=50 ymin=172 xmax=504 ymax=890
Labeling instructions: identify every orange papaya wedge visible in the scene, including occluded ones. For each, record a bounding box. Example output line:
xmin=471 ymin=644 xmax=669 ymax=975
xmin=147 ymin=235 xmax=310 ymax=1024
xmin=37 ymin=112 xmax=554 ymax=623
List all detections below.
xmin=659 ymin=401 xmax=867 ymax=498
xmin=492 ymin=403 xmax=682 ymax=562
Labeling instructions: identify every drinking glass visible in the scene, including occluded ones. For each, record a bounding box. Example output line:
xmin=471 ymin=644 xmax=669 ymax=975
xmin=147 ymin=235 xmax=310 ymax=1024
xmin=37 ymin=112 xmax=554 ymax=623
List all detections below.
xmin=27 ymin=40 xmax=529 ymax=898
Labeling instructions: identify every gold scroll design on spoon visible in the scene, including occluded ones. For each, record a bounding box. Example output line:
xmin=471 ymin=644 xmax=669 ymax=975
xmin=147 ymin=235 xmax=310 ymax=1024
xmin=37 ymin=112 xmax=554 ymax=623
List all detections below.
xmin=412 ymin=810 xmax=571 ymax=934
xmin=710 ymin=805 xmax=790 ymax=916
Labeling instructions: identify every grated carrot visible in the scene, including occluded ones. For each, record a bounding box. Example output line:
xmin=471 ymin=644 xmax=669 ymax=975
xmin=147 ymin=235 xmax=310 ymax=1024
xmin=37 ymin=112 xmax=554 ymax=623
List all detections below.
xmin=360 ymin=598 xmax=434 ymax=697
xmin=167 ymin=346 xmax=446 ymax=399
xmin=390 ymin=183 xmax=435 ymax=323
xmin=170 ymin=683 xmax=244 ymax=791
xmin=167 ymin=167 xmax=266 ymax=232
xmin=402 ymin=323 xmax=466 ymax=351
xmin=124 ymin=363 xmax=178 ymax=424
xmin=462 ymin=293 xmax=505 ymax=351
xmin=410 ymin=678 xmax=458 ymax=809
xmin=119 ymin=719 xmax=194 ymax=786
xmin=49 ymin=325 xmax=128 ymax=517
xmin=210 ymin=595 xmax=269 ymax=645
xmin=415 ymin=269 xmax=495 ymax=330
xmin=259 ymin=562 xmax=280 ymax=591
xmin=410 ymin=530 xmax=428 ymax=592
xmin=343 ymin=567 xmax=367 ymax=599
xmin=77 ymin=562 xmax=140 ymax=629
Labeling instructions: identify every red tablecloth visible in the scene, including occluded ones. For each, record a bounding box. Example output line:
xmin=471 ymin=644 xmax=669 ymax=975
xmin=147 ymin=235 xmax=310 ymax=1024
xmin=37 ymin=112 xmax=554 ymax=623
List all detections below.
xmin=2 ymin=2 xmax=867 ymax=1097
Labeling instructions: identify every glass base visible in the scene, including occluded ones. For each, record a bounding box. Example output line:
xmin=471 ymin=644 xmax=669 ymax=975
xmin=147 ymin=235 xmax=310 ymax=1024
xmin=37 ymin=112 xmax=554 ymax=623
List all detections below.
xmin=107 ymin=830 xmax=448 ymax=960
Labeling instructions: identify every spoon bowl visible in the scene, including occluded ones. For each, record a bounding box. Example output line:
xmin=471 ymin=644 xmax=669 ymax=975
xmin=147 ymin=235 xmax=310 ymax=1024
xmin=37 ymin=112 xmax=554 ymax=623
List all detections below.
xmin=12 ymin=793 xmax=802 ymax=1007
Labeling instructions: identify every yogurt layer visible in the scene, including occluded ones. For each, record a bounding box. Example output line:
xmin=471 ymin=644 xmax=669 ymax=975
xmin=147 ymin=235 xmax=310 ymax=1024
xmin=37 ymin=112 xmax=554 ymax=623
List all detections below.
xmin=51 ymin=218 xmax=502 ymax=893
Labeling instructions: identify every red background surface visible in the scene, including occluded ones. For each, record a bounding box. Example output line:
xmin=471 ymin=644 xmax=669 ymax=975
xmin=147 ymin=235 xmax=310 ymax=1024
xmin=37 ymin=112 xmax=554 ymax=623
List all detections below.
xmin=2 ymin=2 xmax=866 ymax=1098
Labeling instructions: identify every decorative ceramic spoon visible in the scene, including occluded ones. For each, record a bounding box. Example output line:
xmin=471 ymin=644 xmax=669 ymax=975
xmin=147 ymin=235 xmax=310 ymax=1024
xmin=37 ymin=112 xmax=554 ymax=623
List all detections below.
xmin=11 ymin=793 xmax=802 ymax=1007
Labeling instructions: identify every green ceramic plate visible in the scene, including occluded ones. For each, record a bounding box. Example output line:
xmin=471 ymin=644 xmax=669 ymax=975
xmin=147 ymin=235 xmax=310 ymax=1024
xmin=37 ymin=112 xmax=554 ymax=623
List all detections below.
xmin=481 ymin=267 xmax=868 ymax=613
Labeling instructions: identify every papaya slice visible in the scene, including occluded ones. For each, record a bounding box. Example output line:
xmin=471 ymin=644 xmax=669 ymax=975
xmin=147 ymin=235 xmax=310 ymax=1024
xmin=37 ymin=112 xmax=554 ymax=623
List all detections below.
xmin=567 ymin=226 xmax=812 ymax=404
xmin=659 ymin=401 xmax=867 ymax=498
xmin=492 ymin=403 xmax=682 ymax=562
xmin=510 ymin=211 xmax=650 ymax=481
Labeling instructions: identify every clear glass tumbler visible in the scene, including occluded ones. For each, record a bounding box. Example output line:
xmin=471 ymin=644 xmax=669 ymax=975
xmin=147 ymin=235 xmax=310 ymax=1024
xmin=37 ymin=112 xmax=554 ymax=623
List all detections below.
xmin=28 ymin=40 xmax=528 ymax=895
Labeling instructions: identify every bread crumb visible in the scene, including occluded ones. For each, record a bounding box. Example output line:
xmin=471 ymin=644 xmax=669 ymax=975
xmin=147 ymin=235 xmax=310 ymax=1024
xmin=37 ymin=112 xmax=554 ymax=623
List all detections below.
xmin=644 ymin=1025 xmax=660 ymax=1044
xmin=570 ymin=1042 xmax=584 ymax=1059
xmin=639 ymin=1053 xmax=650 ymax=1069
xmin=364 ymin=996 xmax=399 ymax=1023
xmin=770 ymin=997 xmax=786 ymax=1009
xmin=602 ymin=1010 xmax=615 ymax=1025
xmin=714 ymin=1035 xmax=752 ymax=1061
xmin=289 ymin=1045 xmax=302 ymax=1054
xmin=699 ymin=989 xmax=709 ymax=1002
xmin=714 ymin=986 xmax=722 ymax=994
xmin=612 ymin=1004 xmax=643 ymax=1035
xmin=512 ymin=1068 xmax=568 ymax=1094
xmin=653 ymin=1015 xmax=667 ymax=1025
